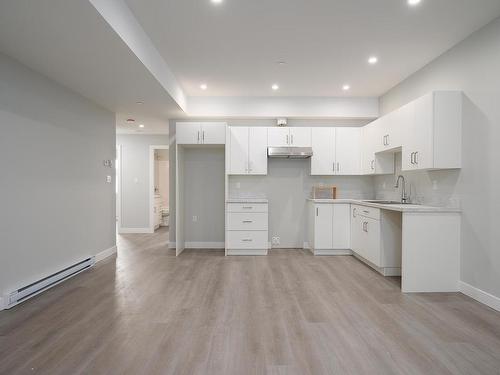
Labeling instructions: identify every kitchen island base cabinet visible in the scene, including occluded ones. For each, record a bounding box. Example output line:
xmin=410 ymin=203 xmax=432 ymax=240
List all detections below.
xmin=307 ymin=202 xmax=351 ymax=255
xmin=351 ymin=205 xmax=402 ymax=276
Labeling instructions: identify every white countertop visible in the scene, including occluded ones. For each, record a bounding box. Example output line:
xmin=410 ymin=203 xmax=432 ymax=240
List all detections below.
xmin=227 ymin=198 xmax=269 ymax=203
xmin=306 ymin=198 xmax=461 ymax=213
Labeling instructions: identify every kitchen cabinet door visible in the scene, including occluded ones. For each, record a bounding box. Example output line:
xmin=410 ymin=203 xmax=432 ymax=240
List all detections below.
xmin=364 ymin=217 xmax=381 ymax=266
xmin=267 ymin=127 xmax=289 ymax=147
xmin=332 ymin=204 xmax=350 ymax=249
xmin=314 ymin=204 xmax=333 ymax=249
xmin=289 ymin=128 xmax=311 ymax=147
xmin=350 ymin=208 xmax=365 ymax=256
xmin=335 ymin=127 xmax=362 ymax=175
xmin=228 ymin=127 xmax=249 ymax=175
xmin=176 ymin=122 xmax=201 ymax=144
xmin=201 ymin=123 xmax=226 ymax=144
xmin=412 ymin=93 xmax=434 ymax=170
xmin=311 ymin=128 xmax=335 ymax=175
xmin=248 ymin=127 xmax=268 ymax=175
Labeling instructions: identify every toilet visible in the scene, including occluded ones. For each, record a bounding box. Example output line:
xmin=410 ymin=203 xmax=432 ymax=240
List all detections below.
xmin=161 ymin=207 xmax=169 ymax=227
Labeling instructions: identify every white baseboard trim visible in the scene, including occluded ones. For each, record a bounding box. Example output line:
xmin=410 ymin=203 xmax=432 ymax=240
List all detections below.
xmin=313 ymin=249 xmax=353 ymax=256
xmin=227 ymin=249 xmax=268 ymax=256
xmin=95 ymin=245 xmax=117 ymax=263
xmin=460 ymin=281 xmax=500 ymax=312
xmin=118 ymin=227 xmax=153 ymax=234
xmin=185 ymin=242 xmax=225 ymax=249
xmin=0 ymin=296 xmax=5 ymax=311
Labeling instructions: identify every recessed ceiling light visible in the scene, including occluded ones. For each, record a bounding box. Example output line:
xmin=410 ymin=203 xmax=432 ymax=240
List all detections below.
xmin=408 ymin=0 xmax=421 ymax=5
xmin=200 ymin=83 xmax=208 ymax=90
xmin=126 ymin=118 xmax=135 ymax=123
xmin=136 ymin=101 xmax=143 ymax=105
xmin=139 ymin=124 xmax=145 ymax=128
xmin=272 ymin=84 xmax=279 ymax=91
xmin=342 ymin=84 xmax=350 ymax=91
xmin=368 ymin=56 xmax=378 ymax=65
xmin=277 ymin=61 xmax=286 ymax=65
xmin=211 ymin=0 xmax=223 ymax=4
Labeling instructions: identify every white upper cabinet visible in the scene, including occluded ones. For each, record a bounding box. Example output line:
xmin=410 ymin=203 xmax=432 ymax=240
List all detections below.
xmin=176 ymin=122 xmax=226 ymax=145
xmin=311 ymin=128 xmax=335 ymax=175
xmin=248 ymin=127 xmax=268 ymax=175
xmin=228 ymin=127 xmax=267 ymax=175
xmin=362 ymin=122 xmax=395 ymax=175
xmin=335 ymin=128 xmax=362 ymax=175
xmin=267 ymin=127 xmax=311 ymax=147
xmin=311 ymin=127 xmax=362 ymax=175
xmin=402 ymin=91 xmax=462 ymax=171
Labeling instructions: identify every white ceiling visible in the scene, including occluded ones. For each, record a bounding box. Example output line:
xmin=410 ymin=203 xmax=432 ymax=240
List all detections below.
xmin=1 ymin=0 xmax=500 ymax=134
xmin=0 ymin=0 xmax=181 ymax=134
xmin=124 ymin=0 xmax=500 ymax=97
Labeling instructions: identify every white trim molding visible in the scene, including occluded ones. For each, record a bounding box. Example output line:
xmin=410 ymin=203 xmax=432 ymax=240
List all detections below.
xmin=460 ymin=282 xmax=500 ymax=312
xmin=118 ymin=227 xmax=154 ymax=234
xmin=0 ymin=296 xmax=5 ymax=311
xmin=95 ymin=246 xmax=117 ymax=263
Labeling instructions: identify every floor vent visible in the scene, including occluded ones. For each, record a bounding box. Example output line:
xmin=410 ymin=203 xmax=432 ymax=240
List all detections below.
xmin=5 ymin=257 xmax=95 ymax=309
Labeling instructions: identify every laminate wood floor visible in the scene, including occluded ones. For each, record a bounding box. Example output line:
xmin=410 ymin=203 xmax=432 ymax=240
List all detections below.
xmin=1 ymin=228 xmax=500 ymax=375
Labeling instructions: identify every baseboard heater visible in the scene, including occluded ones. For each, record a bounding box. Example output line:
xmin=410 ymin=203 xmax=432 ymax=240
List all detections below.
xmin=5 ymin=257 xmax=95 ymax=309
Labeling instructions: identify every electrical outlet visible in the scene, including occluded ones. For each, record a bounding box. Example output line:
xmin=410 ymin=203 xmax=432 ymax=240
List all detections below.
xmin=192 ymin=215 xmax=198 ymax=222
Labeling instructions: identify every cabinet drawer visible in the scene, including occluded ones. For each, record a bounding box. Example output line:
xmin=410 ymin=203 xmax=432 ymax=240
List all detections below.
xmin=227 ymin=231 xmax=268 ymax=249
xmin=227 ymin=203 xmax=268 ymax=213
xmin=227 ymin=213 xmax=268 ymax=231
xmin=352 ymin=205 xmax=380 ymax=221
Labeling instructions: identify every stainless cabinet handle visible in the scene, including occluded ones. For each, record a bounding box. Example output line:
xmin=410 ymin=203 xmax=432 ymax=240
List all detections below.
xmin=197 ymin=131 xmax=200 ymax=143
xmin=202 ymin=130 xmax=205 ymax=143
xmin=242 ymin=238 xmax=253 ymax=242
xmin=337 ymin=162 xmax=340 ymax=173
xmin=363 ymin=210 xmax=369 ymax=214
xmin=291 ymin=134 xmax=294 ymax=145
xmin=386 ymin=134 xmax=390 ymax=146
xmin=410 ymin=152 xmax=414 ymax=164
xmin=371 ymin=160 xmax=375 ymax=170
xmin=316 ymin=207 xmax=319 ymax=217
xmin=242 ymin=206 xmax=252 ymax=209
xmin=353 ymin=208 xmax=357 ymax=217
xmin=333 ymin=162 xmax=335 ymax=172
xmin=286 ymin=134 xmax=289 ymax=145
xmin=242 ymin=220 xmax=253 ymax=223
xmin=415 ymin=152 xmax=419 ymax=164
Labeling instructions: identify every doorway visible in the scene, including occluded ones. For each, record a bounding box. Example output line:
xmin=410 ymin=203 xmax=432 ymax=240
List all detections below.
xmin=149 ymin=145 xmax=170 ymax=233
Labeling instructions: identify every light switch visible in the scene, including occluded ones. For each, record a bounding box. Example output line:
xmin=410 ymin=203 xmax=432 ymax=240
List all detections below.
xmin=106 ymin=175 xmax=112 ymax=183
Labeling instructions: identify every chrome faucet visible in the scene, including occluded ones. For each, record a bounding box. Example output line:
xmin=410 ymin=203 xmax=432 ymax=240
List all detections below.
xmin=394 ymin=175 xmax=409 ymax=203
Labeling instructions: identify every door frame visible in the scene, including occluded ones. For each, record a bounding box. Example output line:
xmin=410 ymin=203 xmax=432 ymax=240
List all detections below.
xmin=116 ymin=144 xmax=122 ymax=231
xmin=149 ymin=145 xmax=169 ymax=233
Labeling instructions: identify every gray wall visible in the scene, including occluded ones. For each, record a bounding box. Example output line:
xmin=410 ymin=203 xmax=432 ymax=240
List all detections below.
xmin=116 ymin=134 xmax=169 ymax=229
xmin=170 ymin=119 xmax=374 ymax=247
xmin=375 ymin=17 xmax=500 ymax=298
xmin=0 ymin=53 xmax=115 ymax=298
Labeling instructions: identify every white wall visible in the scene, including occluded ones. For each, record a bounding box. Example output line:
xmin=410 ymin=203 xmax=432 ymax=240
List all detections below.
xmin=0 ymin=53 xmax=115 ymax=299
xmin=116 ymin=134 xmax=169 ymax=230
xmin=375 ymin=17 xmax=500 ymax=299
xmin=169 ymin=119 xmax=374 ymax=247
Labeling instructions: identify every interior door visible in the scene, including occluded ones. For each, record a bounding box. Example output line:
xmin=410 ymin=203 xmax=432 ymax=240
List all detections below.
xmin=335 ymin=128 xmax=362 ymax=175
xmin=311 ymin=128 xmax=335 ymax=175
xmin=248 ymin=127 xmax=268 ymax=175
xmin=176 ymin=122 xmax=201 ymax=145
xmin=228 ymin=127 xmax=249 ymax=174
xmin=201 ymin=123 xmax=226 ymax=144
xmin=267 ymin=127 xmax=289 ymax=146
xmin=314 ymin=204 xmax=333 ymax=249
xmin=289 ymin=127 xmax=311 ymax=147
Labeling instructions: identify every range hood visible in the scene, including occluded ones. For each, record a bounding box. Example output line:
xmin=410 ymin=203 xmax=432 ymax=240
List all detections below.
xmin=267 ymin=147 xmax=313 ymax=159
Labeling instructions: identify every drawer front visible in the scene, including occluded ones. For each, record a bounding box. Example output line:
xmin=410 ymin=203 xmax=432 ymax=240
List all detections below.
xmin=352 ymin=205 xmax=380 ymax=221
xmin=227 ymin=231 xmax=268 ymax=249
xmin=227 ymin=213 xmax=268 ymax=231
xmin=227 ymin=203 xmax=268 ymax=213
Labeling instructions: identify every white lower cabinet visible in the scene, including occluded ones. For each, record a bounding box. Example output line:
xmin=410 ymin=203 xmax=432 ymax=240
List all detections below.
xmin=350 ymin=205 xmax=402 ymax=276
xmin=226 ymin=202 xmax=268 ymax=255
xmin=308 ymin=202 xmax=351 ymax=255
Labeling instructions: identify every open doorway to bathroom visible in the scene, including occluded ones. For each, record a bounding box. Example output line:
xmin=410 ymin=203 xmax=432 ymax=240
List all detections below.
xmin=149 ymin=145 xmax=169 ymax=234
